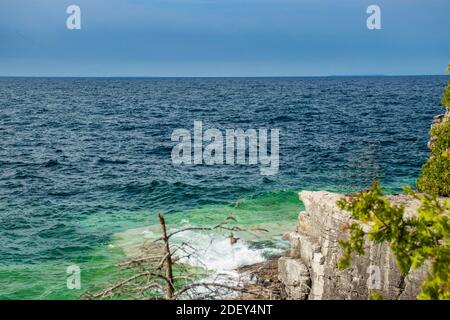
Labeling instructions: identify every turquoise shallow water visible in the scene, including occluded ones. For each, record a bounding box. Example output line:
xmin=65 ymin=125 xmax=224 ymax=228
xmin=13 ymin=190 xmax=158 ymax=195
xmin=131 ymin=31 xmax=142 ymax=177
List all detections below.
xmin=0 ymin=76 xmax=448 ymax=299
xmin=1 ymin=190 xmax=303 ymax=299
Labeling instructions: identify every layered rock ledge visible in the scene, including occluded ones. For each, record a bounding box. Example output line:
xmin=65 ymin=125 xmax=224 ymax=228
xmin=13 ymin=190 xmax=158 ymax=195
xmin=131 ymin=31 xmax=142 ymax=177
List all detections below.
xmin=278 ymin=191 xmax=429 ymax=300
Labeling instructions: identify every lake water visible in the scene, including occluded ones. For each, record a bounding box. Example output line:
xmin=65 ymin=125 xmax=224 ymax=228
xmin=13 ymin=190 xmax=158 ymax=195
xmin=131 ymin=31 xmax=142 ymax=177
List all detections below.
xmin=0 ymin=76 xmax=448 ymax=299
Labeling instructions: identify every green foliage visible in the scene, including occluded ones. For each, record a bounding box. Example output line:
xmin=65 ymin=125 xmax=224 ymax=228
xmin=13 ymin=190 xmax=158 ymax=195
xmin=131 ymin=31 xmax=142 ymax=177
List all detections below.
xmin=417 ymin=118 xmax=450 ymax=196
xmin=443 ymin=81 xmax=450 ymax=108
xmin=337 ymin=183 xmax=450 ymax=300
xmin=416 ymin=63 xmax=450 ymax=196
xmin=337 ymin=223 xmax=365 ymax=269
xmin=442 ymin=63 xmax=450 ymax=108
xmin=370 ymin=290 xmax=384 ymax=300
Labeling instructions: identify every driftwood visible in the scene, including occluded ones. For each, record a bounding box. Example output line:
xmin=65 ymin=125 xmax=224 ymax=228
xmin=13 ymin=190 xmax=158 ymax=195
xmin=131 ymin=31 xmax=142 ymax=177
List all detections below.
xmin=84 ymin=214 xmax=273 ymax=300
xmin=158 ymin=213 xmax=175 ymax=299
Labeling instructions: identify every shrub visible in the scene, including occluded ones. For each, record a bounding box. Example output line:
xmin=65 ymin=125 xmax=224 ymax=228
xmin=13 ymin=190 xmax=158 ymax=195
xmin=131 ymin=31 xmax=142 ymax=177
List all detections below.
xmin=337 ymin=183 xmax=450 ymax=300
xmin=416 ymin=63 xmax=450 ymax=196
xmin=441 ymin=63 xmax=450 ymax=108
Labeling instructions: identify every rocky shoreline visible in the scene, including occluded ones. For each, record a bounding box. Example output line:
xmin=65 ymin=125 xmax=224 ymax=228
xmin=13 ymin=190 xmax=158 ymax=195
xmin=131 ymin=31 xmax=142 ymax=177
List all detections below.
xmin=240 ymin=191 xmax=434 ymax=300
xmin=238 ymin=256 xmax=286 ymax=300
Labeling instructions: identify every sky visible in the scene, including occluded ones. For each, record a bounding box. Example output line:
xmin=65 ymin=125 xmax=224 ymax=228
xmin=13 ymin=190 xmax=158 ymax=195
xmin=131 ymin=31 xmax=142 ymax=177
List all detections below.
xmin=0 ymin=0 xmax=449 ymax=77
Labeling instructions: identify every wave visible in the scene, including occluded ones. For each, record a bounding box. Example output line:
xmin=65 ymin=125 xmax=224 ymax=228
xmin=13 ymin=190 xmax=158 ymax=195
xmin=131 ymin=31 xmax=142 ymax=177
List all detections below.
xmin=112 ymin=220 xmax=290 ymax=289
xmin=97 ymin=158 xmax=128 ymax=165
xmin=174 ymin=230 xmax=281 ymax=275
xmin=43 ymin=159 xmax=60 ymax=167
xmin=108 ymin=190 xmax=299 ymax=288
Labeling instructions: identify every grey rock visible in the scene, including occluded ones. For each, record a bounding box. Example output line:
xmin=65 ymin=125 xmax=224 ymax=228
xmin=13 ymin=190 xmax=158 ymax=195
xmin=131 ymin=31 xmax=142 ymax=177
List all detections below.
xmin=278 ymin=257 xmax=311 ymax=300
xmin=277 ymin=191 xmax=428 ymax=300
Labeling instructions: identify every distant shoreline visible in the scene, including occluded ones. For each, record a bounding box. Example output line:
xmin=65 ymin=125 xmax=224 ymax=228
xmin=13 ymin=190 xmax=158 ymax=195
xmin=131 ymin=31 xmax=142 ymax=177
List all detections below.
xmin=1 ymin=75 xmax=449 ymax=80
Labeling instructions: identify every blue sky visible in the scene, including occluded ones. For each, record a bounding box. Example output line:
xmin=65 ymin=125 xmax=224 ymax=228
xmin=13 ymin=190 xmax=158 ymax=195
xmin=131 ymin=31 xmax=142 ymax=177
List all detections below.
xmin=0 ymin=0 xmax=449 ymax=77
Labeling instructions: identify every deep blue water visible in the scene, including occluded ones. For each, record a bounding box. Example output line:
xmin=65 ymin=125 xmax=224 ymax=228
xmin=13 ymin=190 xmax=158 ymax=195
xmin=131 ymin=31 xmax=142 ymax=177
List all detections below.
xmin=0 ymin=76 xmax=448 ymax=298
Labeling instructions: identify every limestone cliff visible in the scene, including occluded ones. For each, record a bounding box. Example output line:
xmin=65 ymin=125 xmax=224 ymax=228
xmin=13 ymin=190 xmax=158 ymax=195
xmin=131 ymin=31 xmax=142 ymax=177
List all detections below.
xmin=278 ymin=191 xmax=429 ymax=300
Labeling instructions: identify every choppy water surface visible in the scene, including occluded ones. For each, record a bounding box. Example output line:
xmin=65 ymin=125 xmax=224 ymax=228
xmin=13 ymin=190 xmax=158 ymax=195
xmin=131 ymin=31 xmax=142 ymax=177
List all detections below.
xmin=0 ymin=76 xmax=448 ymax=298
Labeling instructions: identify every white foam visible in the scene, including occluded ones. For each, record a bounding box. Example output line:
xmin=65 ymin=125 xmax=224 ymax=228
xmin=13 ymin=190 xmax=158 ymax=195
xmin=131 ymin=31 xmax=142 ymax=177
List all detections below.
xmin=112 ymin=223 xmax=287 ymax=298
xmin=113 ymin=221 xmax=289 ymax=277
xmin=172 ymin=230 xmax=276 ymax=275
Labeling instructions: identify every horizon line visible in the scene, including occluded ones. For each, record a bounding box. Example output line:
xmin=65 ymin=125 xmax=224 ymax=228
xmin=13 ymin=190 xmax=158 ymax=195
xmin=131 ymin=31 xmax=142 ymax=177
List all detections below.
xmin=0 ymin=74 xmax=449 ymax=79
